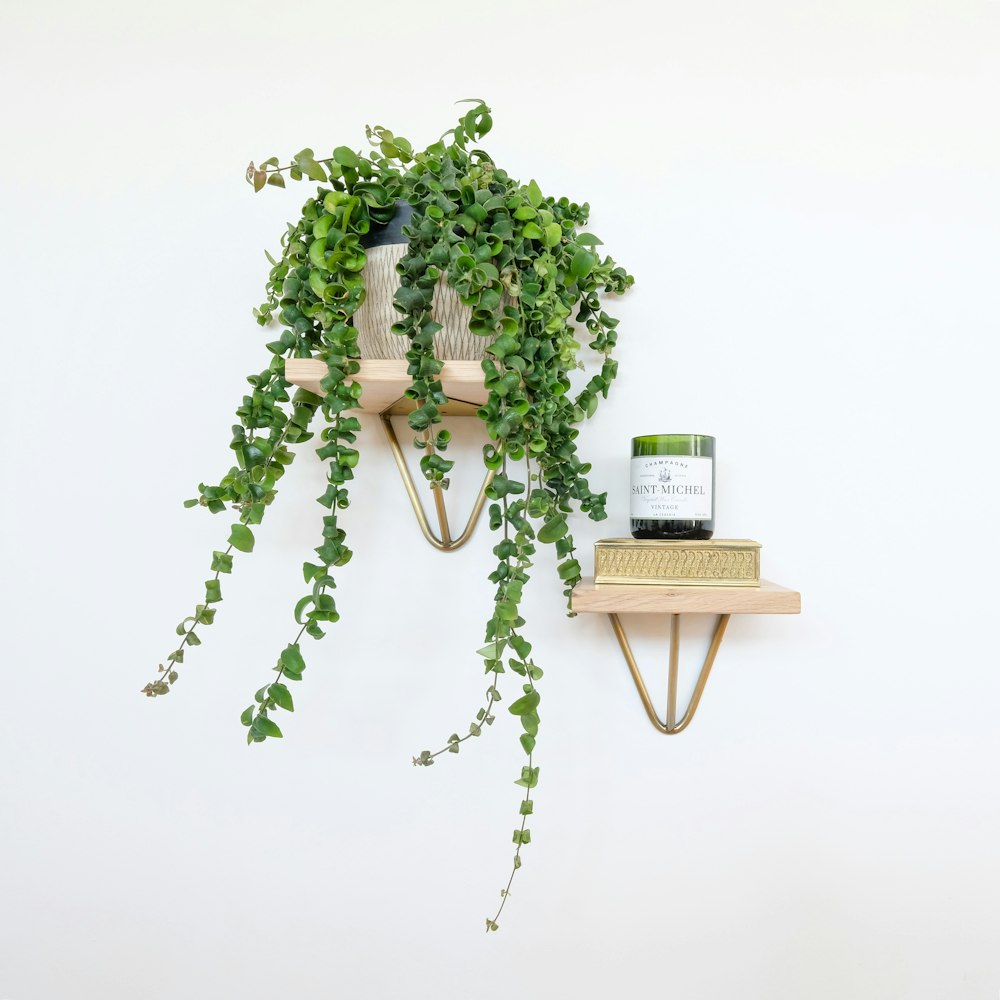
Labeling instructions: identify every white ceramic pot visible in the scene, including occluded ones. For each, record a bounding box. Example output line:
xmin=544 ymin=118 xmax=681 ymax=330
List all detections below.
xmin=353 ymin=241 xmax=485 ymax=361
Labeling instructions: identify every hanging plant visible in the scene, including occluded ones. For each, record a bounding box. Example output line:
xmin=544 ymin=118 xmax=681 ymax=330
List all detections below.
xmin=143 ymin=100 xmax=633 ymax=929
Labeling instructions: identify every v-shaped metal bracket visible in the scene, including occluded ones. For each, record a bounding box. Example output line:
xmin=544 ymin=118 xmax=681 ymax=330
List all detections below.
xmin=608 ymin=612 xmax=732 ymax=734
xmin=379 ymin=396 xmax=495 ymax=552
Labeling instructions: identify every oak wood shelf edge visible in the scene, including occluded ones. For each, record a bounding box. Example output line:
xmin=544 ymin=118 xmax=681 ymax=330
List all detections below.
xmin=285 ymin=358 xmax=487 ymax=414
xmin=571 ymin=578 xmax=801 ymax=615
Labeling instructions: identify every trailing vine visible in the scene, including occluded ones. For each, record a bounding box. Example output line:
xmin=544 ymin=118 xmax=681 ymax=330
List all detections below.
xmin=146 ymin=101 xmax=632 ymax=927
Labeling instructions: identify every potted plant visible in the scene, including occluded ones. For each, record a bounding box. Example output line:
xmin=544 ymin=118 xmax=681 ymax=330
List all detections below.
xmin=143 ymin=100 xmax=633 ymax=929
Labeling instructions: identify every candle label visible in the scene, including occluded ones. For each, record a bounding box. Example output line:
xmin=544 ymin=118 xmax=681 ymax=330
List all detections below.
xmin=630 ymin=456 xmax=713 ymax=520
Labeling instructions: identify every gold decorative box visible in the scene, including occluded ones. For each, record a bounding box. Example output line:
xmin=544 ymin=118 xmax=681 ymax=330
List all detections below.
xmin=594 ymin=539 xmax=761 ymax=587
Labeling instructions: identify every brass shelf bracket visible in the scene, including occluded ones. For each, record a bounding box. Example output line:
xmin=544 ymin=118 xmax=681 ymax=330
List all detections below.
xmin=607 ymin=612 xmax=732 ymax=734
xmin=378 ymin=397 xmax=495 ymax=552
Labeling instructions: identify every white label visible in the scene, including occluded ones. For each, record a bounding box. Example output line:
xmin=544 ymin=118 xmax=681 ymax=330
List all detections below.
xmin=630 ymin=455 xmax=713 ymax=520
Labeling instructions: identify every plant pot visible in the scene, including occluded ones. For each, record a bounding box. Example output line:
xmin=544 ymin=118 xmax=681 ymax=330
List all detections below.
xmin=356 ymin=201 xmax=485 ymax=361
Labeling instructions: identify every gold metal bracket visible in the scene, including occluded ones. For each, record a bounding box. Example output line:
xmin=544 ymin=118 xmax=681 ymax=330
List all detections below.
xmin=607 ymin=612 xmax=731 ymax=734
xmin=378 ymin=396 xmax=495 ymax=552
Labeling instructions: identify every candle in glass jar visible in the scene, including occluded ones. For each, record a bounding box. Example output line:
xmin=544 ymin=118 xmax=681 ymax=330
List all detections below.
xmin=630 ymin=434 xmax=715 ymax=539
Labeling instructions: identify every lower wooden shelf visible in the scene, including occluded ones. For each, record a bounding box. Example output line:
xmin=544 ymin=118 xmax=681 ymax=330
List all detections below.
xmin=570 ymin=577 xmax=800 ymax=735
xmin=571 ymin=578 xmax=801 ymax=615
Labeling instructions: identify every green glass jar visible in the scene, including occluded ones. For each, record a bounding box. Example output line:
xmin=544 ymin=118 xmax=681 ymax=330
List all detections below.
xmin=630 ymin=434 xmax=715 ymax=539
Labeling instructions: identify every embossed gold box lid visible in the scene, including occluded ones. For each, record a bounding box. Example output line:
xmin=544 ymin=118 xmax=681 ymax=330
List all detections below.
xmin=594 ymin=538 xmax=761 ymax=587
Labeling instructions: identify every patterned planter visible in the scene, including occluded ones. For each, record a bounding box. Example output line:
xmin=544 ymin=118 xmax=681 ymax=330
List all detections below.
xmin=355 ymin=201 xmax=485 ymax=361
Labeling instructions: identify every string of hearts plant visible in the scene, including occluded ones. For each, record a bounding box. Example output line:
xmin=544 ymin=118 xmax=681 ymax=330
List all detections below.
xmin=143 ymin=100 xmax=633 ymax=929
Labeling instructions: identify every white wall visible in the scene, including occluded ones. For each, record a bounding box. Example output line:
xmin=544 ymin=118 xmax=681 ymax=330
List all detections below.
xmin=3 ymin=1 xmax=998 ymax=997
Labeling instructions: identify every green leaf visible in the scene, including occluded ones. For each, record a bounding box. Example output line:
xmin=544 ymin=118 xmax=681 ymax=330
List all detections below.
xmin=253 ymin=715 xmax=283 ymax=739
xmin=280 ymin=643 xmax=305 ymax=674
xmin=228 ymin=524 xmax=255 ymax=553
xmin=526 ymin=179 xmax=542 ymax=208
xmin=514 ymin=766 xmax=539 ymax=788
xmin=309 ymin=270 xmax=327 ymax=297
xmin=519 ymin=734 xmax=536 ymax=755
xmin=240 ymin=706 xmax=254 ymax=727
xmin=268 ymin=682 xmax=294 ymax=712
xmin=543 ymin=223 xmax=562 ymax=248
xmin=211 ymin=551 xmax=234 ymax=574
xmin=314 ymin=214 xmax=333 ymax=239
xmin=508 ymin=690 xmax=540 ymax=716
xmin=394 ymin=286 xmax=425 ymax=313
xmin=510 ymin=635 xmax=532 ymax=659
xmin=204 ymin=579 xmax=222 ymax=603
xmin=537 ymin=515 xmax=567 ymax=544
xmin=571 ymin=248 xmax=596 ymax=279
xmin=309 ymin=237 xmax=327 ymax=270
xmin=557 ymin=558 xmax=581 ymax=581
xmin=304 ymin=160 xmax=327 ymax=182
xmin=521 ymin=711 xmax=539 ymax=737
xmin=294 ymin=595 xmax=313 ymax=625
xmin=496 ymin=600 xmax=518 ymax=621
xmin=333 ymin=146 xmax=359 ymax=168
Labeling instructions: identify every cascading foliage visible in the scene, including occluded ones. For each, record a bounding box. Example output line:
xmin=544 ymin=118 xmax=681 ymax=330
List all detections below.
xmin=143 ymin=100 xmax=632 ymax=929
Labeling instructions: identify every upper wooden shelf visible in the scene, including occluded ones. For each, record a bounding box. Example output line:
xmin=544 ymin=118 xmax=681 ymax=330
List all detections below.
xmin=571 ymin=578 xmax=801 ymax=615
xmin=284 ymin=358 xmax=487 ymax=414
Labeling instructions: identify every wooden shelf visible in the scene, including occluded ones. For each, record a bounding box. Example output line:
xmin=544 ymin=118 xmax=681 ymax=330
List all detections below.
xmin=284 ymin=358 xmax=486 ymax=414
xmin=571 ymin=571 xmax=800 ymax=734
xmin=571 ymin=578 xmax=801 ymax=615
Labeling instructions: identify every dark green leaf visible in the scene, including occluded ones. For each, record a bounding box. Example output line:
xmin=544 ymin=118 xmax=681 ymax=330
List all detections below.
xmin=268 ymin=682 xmax=294 ymax=712
xmin=280 ymin=644 xmax=305 ymax=674
xmin=253 ymin=716 xmax=283 ymax=738
xmin=571 ymin=249 xmax=596 ymax=279
xmin=537 ymin=516 xmax=567 ymax=544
